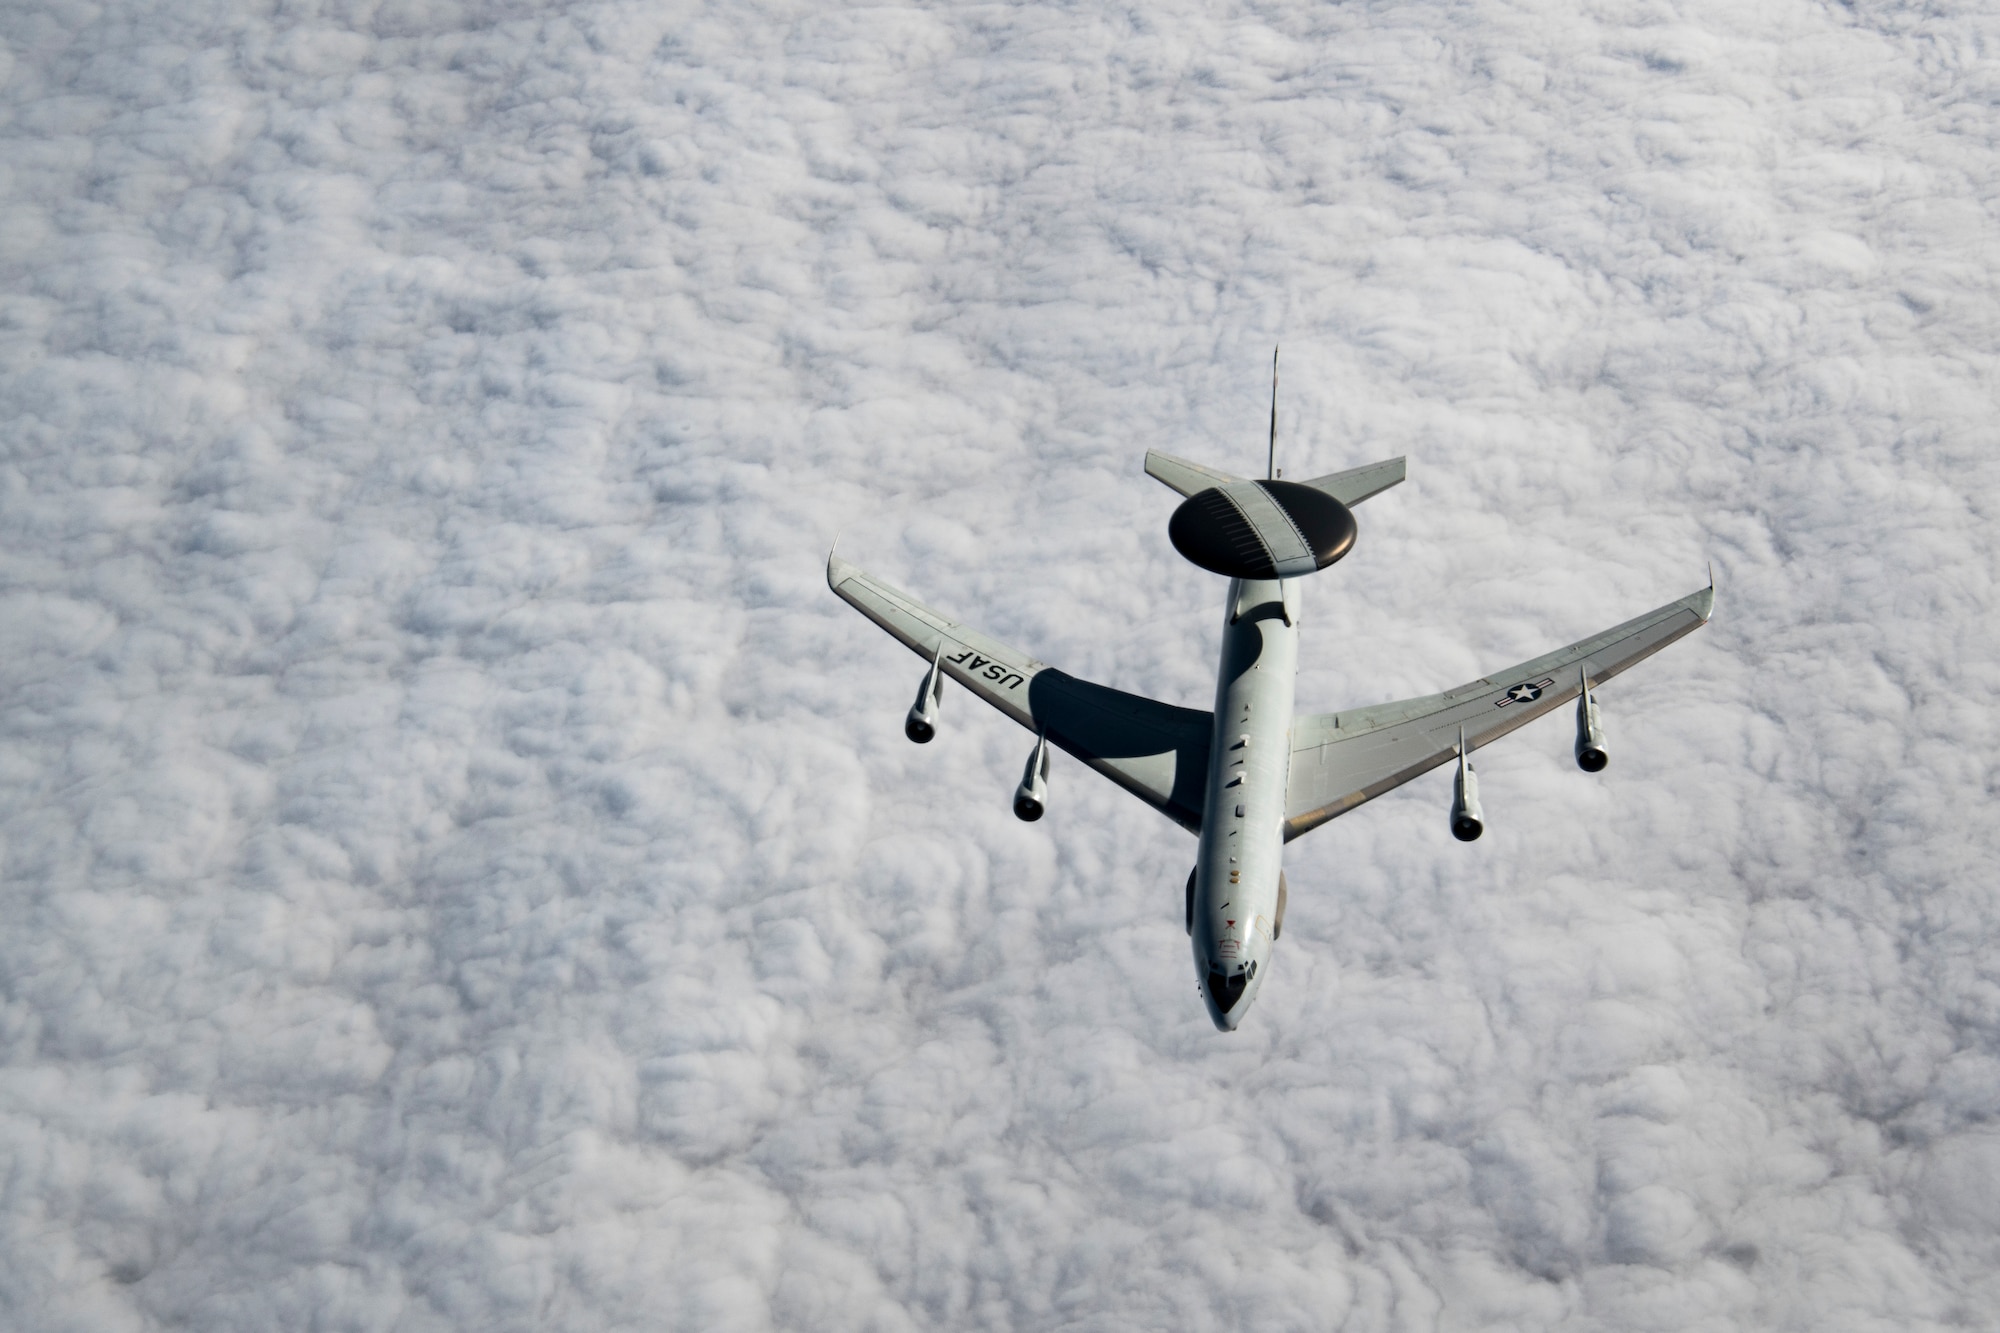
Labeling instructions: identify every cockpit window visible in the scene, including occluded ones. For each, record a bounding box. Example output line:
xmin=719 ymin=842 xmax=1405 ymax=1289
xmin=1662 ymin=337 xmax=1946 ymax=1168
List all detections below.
xmin=1207 ymin=967 xmax=1249 ymax=1014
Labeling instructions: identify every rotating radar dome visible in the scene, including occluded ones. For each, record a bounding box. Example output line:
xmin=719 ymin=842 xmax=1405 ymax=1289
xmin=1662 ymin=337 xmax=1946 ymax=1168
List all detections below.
xmin=1167 ymin=479 xmax=1356 ymax=580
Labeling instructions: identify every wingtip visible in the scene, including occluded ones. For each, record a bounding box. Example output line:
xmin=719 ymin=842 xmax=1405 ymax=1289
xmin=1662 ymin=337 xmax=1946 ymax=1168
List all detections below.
xmin=826 ymin=533 xmax=847 ymax=588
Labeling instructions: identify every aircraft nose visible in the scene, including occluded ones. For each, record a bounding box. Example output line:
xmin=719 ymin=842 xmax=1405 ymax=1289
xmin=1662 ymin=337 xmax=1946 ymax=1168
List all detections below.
xmin=1203 ymin=965 xmax=1252 ymax=1031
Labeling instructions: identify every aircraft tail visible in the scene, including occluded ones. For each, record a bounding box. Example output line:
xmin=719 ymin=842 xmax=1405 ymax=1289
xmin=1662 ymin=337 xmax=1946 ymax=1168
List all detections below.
xmin=1145 ymin=451 xmax=1241 ymax=498
xmin=1146 ymin=449 xmax=1406 ymax=508
xmin=1296 ymin=456 xmax=1405 ymax=507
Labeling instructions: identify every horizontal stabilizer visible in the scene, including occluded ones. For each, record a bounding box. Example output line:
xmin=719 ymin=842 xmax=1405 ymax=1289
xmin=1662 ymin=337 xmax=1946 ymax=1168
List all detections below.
xmin=1298 ymin=457 xmax=1406 ymax=508
xmin=1145 ymin=451 xmax=1242 ymax=498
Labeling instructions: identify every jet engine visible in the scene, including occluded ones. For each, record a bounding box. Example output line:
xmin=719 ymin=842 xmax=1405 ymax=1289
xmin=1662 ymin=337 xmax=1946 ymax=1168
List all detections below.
xmin=905 ymin=645 xmax=945 ymax=743
xmin=1574 ymin=669 xmax=1607 ymax=772
xmin=1450 ymin=737 xmax=1485 ymax=842
xmin=1014 ymin=732 xmax=1050 ymax=821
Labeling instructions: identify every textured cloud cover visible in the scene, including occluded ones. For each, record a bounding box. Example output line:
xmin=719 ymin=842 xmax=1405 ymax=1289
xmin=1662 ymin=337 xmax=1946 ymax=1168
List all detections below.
xmin=3 ymin=0 xmax=1999 ymax=1328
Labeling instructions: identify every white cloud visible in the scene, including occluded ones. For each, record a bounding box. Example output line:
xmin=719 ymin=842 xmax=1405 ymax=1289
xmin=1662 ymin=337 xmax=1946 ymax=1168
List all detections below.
xmin=2 ymin=0 xmax=1998 ymax=1327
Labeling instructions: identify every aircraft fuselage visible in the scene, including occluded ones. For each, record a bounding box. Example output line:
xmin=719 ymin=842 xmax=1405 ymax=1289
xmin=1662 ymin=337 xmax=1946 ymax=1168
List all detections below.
xmin=1192 ymin=576 xmax=1298 ymax=1030
xmin=830 ymin=444 xmax=1714 ymax=1032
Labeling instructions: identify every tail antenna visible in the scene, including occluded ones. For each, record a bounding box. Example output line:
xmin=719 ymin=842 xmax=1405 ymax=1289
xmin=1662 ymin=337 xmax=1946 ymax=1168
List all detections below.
xmin=1266 ymin=345 xmax=1280 ymax=480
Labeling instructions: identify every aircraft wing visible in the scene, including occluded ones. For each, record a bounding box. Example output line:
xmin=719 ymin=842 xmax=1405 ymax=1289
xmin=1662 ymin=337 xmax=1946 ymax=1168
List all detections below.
xmin=828 ymin=553 xmax=1214 ymax=832
xmin=1285 ymin=584 xmax=1715 ymax=840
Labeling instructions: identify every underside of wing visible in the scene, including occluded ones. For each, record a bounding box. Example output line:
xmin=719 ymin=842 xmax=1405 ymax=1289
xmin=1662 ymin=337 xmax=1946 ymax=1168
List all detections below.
xmin=829 ymin=553 xmax=1213 ymax=832
xmin=1285 ymin=584 xmax=1715 ymax=840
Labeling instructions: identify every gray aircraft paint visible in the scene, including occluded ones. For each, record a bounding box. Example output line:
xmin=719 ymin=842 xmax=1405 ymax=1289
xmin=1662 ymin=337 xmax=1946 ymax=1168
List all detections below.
xmin=1191 ymin=577 xmax=1298 ymax=1029
xmin=829 ymin=450 xmax=1712 ymax=1031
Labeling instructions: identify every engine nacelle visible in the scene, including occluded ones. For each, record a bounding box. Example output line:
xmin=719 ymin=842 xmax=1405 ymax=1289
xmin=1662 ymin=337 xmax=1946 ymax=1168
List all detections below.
xmin=1013 ymin=732 xmax=1050 ymax=821
xmin=1450 ymin=740 xmax=1485 ymax=842
xmin=1574 ymin=669 xmax=1607 ymax=772
xmin=904 ymin=646 xmax=945 ymax=743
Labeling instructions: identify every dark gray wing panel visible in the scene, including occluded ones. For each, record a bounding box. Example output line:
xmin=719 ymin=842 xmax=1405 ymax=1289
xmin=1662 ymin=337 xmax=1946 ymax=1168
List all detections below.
xmin=1285 ymin=585 xmax=1714 ymax=840
xmin=830 ymin=554 xmax=1211 ymax=833
xmin=1024 ymin=670 xmax=1212 ymax=832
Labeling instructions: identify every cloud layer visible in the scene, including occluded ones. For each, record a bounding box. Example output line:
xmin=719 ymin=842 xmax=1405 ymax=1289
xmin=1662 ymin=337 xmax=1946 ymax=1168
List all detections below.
xmin=3 ymin=0 xmax=1998 ymax=1327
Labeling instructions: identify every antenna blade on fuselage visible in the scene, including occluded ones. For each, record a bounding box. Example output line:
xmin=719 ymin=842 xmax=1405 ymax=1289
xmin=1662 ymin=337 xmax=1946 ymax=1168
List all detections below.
xmin=1266 ymin=345 xmax=1279 ymax=481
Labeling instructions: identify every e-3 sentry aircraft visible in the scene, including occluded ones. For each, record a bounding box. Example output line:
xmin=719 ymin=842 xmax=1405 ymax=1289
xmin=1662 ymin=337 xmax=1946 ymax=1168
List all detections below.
xmin=829 ymin=375 xmax=1714 ymax=1031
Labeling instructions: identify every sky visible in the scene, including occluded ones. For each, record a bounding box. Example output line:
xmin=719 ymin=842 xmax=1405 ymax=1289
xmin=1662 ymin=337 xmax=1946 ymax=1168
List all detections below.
xmin=2 ymin=0 xmax=1998 ymax=1328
